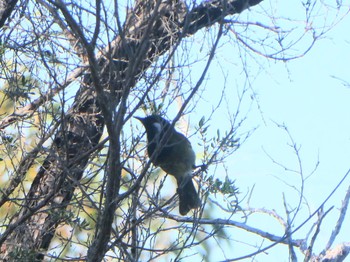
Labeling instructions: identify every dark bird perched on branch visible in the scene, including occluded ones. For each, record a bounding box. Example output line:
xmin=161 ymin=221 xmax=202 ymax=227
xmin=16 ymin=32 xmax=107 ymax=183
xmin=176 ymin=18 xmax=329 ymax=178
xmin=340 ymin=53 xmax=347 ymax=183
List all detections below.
xmin=135 ymin=115 xmax=200 ymax=215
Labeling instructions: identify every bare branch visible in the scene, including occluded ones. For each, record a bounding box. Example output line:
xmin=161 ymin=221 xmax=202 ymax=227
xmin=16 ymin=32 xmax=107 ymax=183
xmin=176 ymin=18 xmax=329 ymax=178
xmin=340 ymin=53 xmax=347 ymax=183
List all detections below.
xmin=304 ymin=207 xmax=333 ymax=262
xmin=324 ymin=184 xmax=350 ymax=253
xmin=165 ymin=214 xmax=303 ymax=247
xmin=321 ymin=243 xmax=350 ymax=262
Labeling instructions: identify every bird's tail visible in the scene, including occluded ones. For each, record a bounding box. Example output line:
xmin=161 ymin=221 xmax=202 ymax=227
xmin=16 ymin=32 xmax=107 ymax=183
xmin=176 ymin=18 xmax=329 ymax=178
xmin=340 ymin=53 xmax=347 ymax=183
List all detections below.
xmin=177 ymin=176 xmax=200 ymax=215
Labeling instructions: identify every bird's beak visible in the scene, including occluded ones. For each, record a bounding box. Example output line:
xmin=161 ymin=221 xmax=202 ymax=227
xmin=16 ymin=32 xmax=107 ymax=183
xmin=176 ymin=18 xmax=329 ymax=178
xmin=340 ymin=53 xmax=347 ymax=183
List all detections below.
xmin=134 ymin=116 xmax=144 ymax=123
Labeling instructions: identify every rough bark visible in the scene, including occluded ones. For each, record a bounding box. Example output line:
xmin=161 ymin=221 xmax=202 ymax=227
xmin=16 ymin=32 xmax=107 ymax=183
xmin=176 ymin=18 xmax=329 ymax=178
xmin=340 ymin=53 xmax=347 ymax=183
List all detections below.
xmin=317 ymin=243 xmax=350 ymax=262
xmin=0 ymin=0 xmax=263 ymax=260
xmin=0 ymin=0 xmax=17 ymax=28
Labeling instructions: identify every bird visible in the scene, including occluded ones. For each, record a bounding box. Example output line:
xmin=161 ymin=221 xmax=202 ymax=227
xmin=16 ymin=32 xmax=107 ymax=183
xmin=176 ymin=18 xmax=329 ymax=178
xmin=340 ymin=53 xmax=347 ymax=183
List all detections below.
xmin=135 ymin=115 xmax=200 ymax=215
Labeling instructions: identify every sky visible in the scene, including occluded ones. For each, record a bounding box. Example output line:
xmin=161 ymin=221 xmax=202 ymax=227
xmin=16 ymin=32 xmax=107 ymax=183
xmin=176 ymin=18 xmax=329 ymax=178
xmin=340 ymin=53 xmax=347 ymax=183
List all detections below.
xmin=200 ymin=1 xmax=350 ymax=260
xmin=234 ymin=1 xmax=350 ymax=211
xmin=232 ymin=1 xmax=350 ymax=200
xmin=150 ymin=1 xmax=350 ymax=261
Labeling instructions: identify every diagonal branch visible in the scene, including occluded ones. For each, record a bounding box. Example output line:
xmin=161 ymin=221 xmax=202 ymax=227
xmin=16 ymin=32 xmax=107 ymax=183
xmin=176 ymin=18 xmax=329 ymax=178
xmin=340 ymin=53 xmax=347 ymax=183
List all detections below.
xmin=324 ymin=184 xmax=350 ymax=253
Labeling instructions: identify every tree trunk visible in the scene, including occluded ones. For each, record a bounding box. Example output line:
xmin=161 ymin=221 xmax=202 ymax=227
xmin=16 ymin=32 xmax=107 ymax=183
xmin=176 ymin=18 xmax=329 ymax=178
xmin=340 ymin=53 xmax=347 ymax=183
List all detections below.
xmin=0 ymin=0 xmax=17 ymax=28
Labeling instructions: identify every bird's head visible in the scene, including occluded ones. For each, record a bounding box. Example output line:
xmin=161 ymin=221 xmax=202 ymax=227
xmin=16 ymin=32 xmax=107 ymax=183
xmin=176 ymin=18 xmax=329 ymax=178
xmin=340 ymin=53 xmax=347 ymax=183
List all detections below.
xmin=135 ymin=115 xmax=171 ymax=140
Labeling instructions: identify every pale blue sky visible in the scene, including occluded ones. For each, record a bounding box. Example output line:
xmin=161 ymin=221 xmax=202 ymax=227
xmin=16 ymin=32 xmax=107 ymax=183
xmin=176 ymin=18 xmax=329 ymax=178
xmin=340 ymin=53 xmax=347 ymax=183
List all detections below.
xmin=206 ymin=2 xmax=350 ymax=260
xmin=173 ymin=1 xmax=350 ymax=260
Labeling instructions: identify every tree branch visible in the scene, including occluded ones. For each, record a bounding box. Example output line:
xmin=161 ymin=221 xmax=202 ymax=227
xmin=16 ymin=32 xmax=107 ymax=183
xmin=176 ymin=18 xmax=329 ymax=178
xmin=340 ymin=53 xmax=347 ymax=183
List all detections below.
xmin=166 ymin=214 xmax=303 ymax=247
xmin=324 ymin=184 xmax=350 ymax=252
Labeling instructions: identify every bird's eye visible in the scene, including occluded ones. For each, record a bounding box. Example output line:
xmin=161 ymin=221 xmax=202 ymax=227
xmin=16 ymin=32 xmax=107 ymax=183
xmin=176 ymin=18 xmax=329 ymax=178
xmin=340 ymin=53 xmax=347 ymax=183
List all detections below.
xmin=152 ymin=122 xmax=162 ymax=133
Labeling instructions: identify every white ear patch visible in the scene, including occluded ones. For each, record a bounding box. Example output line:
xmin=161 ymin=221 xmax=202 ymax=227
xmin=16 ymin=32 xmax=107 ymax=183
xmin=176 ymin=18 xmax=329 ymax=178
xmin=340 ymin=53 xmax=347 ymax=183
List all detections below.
xmin=152 ymin=122 xmax=162 ymax=133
